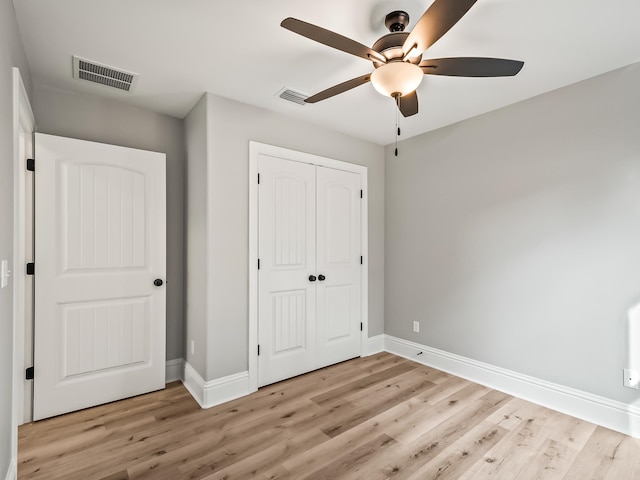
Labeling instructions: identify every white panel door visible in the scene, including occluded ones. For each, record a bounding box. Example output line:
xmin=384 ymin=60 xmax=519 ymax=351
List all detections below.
xmin=257 ymin=153 xmax=363 ymax=387
xmin=316 ymin=167 xmax=362 ymax=368
xmin=258 ymin=155 xmax=316 ymax=386
xmin=33 ymin=133 xmax=166 ymax=420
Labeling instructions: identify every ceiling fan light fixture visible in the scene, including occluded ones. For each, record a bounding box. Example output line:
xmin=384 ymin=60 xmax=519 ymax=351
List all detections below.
xmin=370 ymin=61 xmax=423 ymax=98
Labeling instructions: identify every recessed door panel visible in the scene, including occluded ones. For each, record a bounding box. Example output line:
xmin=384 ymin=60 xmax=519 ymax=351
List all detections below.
xmin=324 ymin=284 xmax=352 ymax=341
xmin=325 ymin=184 xmax=353 ymax=265
xmin=272 ymin=175 xmax=307 ymax=268
xmin=271 ymin=290 xmax=306 ymax=354
xmin=60 ymin=298 xmax=149 ymax=378
xmin=63 ymin=163 xmax=146 ymax=272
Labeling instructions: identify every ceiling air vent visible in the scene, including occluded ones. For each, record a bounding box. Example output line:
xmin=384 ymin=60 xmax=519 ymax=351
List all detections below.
xmin=72 ymin=56 xmax=139 ymax=92
xmin=277 ymin=87 xmax=309 ymax=106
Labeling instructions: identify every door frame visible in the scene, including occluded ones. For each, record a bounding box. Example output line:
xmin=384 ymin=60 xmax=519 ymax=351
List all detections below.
xmin=12 ymin=67 xmax=35 ymax=465
xmin=248 ymin=141 xmax=368 ymax=392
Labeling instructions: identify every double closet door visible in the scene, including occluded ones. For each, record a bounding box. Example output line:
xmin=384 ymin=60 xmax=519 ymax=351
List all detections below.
xmin=258 ymin=155 xmax=362 ymax=386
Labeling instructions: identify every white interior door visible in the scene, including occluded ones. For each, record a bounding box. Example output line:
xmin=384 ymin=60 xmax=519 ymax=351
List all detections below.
xmin=258 ymin=155 xmax=316 ymax=386
xmin=33 ymin=133 xmax=166 ymax=420
xmin=316 ymin=167 xmax=362 ymax=368
xmin=257 ymin=153 xmax=362 ymax=387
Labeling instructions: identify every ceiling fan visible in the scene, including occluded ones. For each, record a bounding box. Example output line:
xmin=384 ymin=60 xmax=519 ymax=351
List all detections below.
xmin=281 ymin=0 xmax=524 ymax=117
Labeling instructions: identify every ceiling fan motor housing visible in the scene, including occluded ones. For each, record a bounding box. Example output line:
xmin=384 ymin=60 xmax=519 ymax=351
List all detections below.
xmin=372 ymin=32 xmax=422 ymax=66
xmin=385 ymin=11 xmax=410 ymax=32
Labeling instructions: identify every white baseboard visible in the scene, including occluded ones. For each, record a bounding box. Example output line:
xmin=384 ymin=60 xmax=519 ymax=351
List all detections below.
xmin=175 ymin=337 xmax=640 ymax=439
xmin=4 ymin=459 xmax=16 ymax=480
xmin=385 ymin=334 xmax=640 ymax=439
xmin=165 ymin=358 xmax=184 ymax=383
xmin=183 ymin=362 xmax=251 ymax=409
xmin=363 ymin=334 xmax=385 ymax=356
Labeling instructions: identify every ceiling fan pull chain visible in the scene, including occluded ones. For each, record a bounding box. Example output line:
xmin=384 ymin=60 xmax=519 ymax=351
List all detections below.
xmin=395 ymin=95 xmax=400 ymax=157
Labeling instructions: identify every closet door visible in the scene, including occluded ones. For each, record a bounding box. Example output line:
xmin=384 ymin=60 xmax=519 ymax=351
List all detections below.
xmin=316 ymin=167 xmax=362 ymax=368
xmin=258 ymin=156 xmax=316 ymax=386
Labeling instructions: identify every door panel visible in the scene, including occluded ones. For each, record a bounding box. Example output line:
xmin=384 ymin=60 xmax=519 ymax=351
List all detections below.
xmin=316 ymin=167 xmax=362 ymax=368
xmin=61 ymin=297 xmax=149 ymax=376
xmin=271 ymin=290 xmax=307 ymax=354
xmin=324 ymin=285 xmax=353 ymax=340
xmin=324 ymin=184 xmax=354 ymax=264
xmin=258 ymin=155 xmax=316 ymax=386
xmin=64 ymin=164 xmax=146 ymax=270
xmin=34 ymin=133 xmax=166 ymax=420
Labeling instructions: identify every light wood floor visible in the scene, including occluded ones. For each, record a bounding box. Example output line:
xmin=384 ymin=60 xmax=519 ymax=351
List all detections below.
xmin=18 ymin=352 xmax=640 ymax=479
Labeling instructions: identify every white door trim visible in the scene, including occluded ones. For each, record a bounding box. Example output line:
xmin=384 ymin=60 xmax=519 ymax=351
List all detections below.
xmin=248 ymin=141 xmax=368 ymax=392
xmin=12 ymin=67 xmax=35 ymax=472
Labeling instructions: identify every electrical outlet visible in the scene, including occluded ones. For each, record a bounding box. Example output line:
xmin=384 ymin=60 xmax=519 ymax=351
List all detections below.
xmin=413 ymin=321 xmax=419 ymax=333
xmin=190 ymin=340 xmax=195 ymax=356
xmin=623 ymin=369 xmax=639 ymax=389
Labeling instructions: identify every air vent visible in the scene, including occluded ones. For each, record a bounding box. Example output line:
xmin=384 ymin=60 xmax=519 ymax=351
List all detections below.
xmin=72 ymin=56 xmax=139 ymax=92
xmin=277 ymin=87 xmax=309 ymax=106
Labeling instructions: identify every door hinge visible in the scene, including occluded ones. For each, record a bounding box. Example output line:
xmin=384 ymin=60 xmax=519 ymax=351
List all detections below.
xmin=25 ymin=367 xmax=34 ymax=380
xmin=27 ymin=158 xmax=35 ymax=172
xmin=26 ymin=263 xmax=35 ymax=275
xmin=360 ymin=322 xmax=363 ymax=332
xmin=258 ymin=173 xmax=260 ymax=184
xmin=258 ymin=259 xmax=260 ymax=270
xmin=258 ymin=344 xmax=260 ymax=356
xmin=360 ymin=189 xmax=363 ymax=199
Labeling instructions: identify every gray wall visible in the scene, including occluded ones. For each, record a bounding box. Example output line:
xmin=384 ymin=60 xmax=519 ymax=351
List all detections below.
xmin=32 ymin=86 xmax=187 ymax=361
xmin=188 ymin=93 xmax=385 ymax=381
xmin=385 ymin=63 xmax=640 ymax=404
xmin=184 ymin=94 xmax=208 ymax=375
xmin=0 ymin=0 xmax=32 ymax=474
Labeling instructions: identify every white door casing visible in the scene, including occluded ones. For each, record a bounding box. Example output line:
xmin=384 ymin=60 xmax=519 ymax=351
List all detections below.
xmin=251 ymin=142 xmax=367 ymax=389
xmin=33 ymin=133 xmax=166 ymax=420
xmin=19 ymin=115 xmax=34 ymax=425
xmin=13 ymin=67 xmax=35 ymax=471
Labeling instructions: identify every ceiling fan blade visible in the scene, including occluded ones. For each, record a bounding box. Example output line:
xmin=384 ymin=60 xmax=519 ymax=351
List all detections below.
xmin=402 ymin=0 xmax=478 ymax=56
xmin=420 ymin=57 xmax=524 ymax=77
xmin=305 ymin=74 xmax=372 ymax=103
xmin=397 ymin=91 xmax=419 ymax=117
xmin=281 ymin=18 xmax=386 ymax=63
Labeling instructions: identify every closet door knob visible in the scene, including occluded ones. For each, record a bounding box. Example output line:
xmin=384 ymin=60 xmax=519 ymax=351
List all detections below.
xmin=318 ymin=274 xmax=326 ymax=281
xmin=308 ymin=275 xmax=317 ymax=282
xmin=154 ymin=278 xmax=164 ymax=287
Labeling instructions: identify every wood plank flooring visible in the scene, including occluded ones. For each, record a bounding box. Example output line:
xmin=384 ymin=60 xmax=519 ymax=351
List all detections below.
xmin=18 ymin=352 xmax=640 ymax=479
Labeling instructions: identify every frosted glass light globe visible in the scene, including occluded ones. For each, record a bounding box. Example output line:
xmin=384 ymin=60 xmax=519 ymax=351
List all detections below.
xmin=370 ymin=61 xmax=424 ymax=97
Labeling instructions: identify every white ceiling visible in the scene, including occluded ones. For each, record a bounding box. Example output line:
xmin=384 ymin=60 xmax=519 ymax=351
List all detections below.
xmin=13 ymin=0 xmax=640 ymax=145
